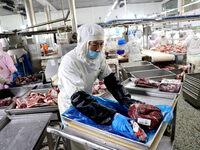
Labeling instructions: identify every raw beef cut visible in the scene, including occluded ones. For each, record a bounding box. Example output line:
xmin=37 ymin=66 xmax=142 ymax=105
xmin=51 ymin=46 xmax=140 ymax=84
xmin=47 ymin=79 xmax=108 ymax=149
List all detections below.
xmin=26 ymin=95 xmax=45 ymax=108
xmin=159 ymin=83 xmax=180 ymax=93
xmin=15 ymin=89 xmax=59 ymax=109
xmin=16 ymin=97 xmax=27 ymax=108
xmin=134 ymin=78 xmax=159 ymax=88
xmin=0 ymin=97 xmax=12 ymax=107
xmin=15 ymin=75 xmax=41 ymax=85
xmin=128 ymin=103 xmax=163 ymax=129
xmin=159 ymin=79 xmax=181 ymax=93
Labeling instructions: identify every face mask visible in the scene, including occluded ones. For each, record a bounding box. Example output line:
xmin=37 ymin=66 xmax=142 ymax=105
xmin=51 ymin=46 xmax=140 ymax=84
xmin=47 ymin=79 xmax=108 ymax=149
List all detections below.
xmin=86 ymin=50 xmax=99 ymax=59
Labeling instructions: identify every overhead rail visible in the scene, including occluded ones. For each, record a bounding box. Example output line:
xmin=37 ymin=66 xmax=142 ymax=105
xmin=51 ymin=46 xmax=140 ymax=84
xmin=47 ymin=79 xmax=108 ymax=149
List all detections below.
xmin=25 ymin=10 xmax=70 ymax=30
xmin=103 ymin=14 xmax=200 ymax=28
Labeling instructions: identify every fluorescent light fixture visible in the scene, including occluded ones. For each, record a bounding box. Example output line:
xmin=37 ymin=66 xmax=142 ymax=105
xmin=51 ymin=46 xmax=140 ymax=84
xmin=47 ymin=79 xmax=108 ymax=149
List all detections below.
xmin=111 ymin=0 xmax=118 ymax=10
xmin=161 ymin=0 xmax=200 ymax=15
xmin=104 ymin=0 xmax=118 ymax=22
xmin=107 ymin=11 xmax=111 ymax=17
xmin=160 ymin=8 xmax=177 ymax=15
xmin=183 ymin=0 xmax=200 ymax=8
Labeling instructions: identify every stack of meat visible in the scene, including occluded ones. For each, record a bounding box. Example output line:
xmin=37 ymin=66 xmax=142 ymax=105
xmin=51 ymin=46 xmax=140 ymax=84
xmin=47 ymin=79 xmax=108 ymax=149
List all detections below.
xmin=134 ymin=78 xmax=159 ymax=88
xmin=92 ymin=80 xmax=107 ymax=95
xmin=0 ymin=97 xmax=13 ymax=107
xmin=15 ymin=89 xmax=58 ymax=109
xmin=159 ymin=79 xmax=181 ymax=93
xmin=153 ymin=45 xmax=186 ymax=54
xmin=15 ymin=75 xmax=41 ymax=85
xmin=128 ymin=103 xmax=163 ymax=129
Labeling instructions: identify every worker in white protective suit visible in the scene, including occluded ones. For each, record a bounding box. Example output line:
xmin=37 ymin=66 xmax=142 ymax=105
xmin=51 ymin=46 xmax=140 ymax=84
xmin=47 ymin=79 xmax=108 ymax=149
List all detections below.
xmin=126 ymin=31 xmax=142 ymax=62
xmin=183 ymin=31 xmax=200 ymax=73
xmin=58 ymin=23 xmax=141 ymax=150
xmin=158 ymin=33 xmax=169 ymax=46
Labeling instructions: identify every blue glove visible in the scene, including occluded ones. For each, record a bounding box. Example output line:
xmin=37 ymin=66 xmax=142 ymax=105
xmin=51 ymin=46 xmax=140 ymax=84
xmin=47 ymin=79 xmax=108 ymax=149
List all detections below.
xmin=112 ymin=113 xmax=135 ymax=139
xmin=7 ymin=82 xmax=16 ymax=87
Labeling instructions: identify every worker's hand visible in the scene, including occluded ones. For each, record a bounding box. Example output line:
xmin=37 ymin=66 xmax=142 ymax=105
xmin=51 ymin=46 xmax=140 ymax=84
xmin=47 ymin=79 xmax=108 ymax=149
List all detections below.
xmin=112 ymin=113 xmax=134 ymax=137
xmin=0 ymin=74 xmax=8 ymax=85
xmin=4 ymin=80 xmax=11 ymax=85
xmin=122 ymin=97 xmax=144 ymax=108
xmin=5 ymin=81 xmax=16 ymax=87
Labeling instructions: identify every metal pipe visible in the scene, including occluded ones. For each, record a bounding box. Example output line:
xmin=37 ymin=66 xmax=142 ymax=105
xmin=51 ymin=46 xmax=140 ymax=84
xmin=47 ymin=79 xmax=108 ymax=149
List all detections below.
xmin=44 ymin=5 xmax=52 ymax=30
xmin=103 ymin=14 xmax=200 ymax=28
xmin=47 ymin=127 xmax=113 ymax=150
xmin=67 ymin=0 xmax=77 ymax=33
xmin=61 ymin=0 xmax=65 ymax=18
xmin=26 ymin=10 xmax=70 ymax=29
xmin=178 ymin=0 xmax=182 ymax=15
xmin=24 ymin=0 xmax=37 ymax=31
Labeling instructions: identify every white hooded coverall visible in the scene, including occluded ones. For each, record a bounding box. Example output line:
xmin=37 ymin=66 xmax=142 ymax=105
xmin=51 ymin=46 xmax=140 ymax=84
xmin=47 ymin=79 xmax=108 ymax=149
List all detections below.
xmin=184 ymin=34 xmax=200 ymax=73
xmin=126 ymin=31 xmax=143 ymax=62
xmin=58 ymin=24 xmax=112 ymax=114
xmin=58 ymin=24 xmax=112 ymax=150
xmin=126 ymin=40 xmax=142 ymax=62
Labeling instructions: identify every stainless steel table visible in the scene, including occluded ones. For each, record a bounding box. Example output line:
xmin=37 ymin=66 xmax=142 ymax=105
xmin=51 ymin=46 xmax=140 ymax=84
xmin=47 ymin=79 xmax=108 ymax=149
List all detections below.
xmin=0 ymin=113 xmax=52 ymax=150
xmin=47 ymin=79 xmax=180 ymax=150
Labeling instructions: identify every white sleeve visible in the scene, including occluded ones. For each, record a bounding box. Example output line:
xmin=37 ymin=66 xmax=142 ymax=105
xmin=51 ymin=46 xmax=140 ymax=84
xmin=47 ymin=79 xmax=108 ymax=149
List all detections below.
xmin=58 ymin=58 xmax=85 ymax=98
xmin=98 ymin=57 xmax=112 ymax=80
xmin=182 ymin=36 xmax=191 ymax=47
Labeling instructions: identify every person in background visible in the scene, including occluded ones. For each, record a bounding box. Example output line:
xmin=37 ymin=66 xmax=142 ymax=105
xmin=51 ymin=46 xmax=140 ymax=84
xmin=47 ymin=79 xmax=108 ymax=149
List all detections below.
xmin=126 ymin=30 xmax=143 ymax=62
xmin=41 ymin=42 xmax=48 ymax=55
xmin=182 ymin=30 xmax=200 ymax=73
xmin=58 ymin=23 xmax=140 ymax=150
xmin=0 ymin=42 xmax=17 ymax=89
xmin=177 ymin=32 xmax=187 ymax=46
xmin=158 ymin=33 xmax=169 ymax=46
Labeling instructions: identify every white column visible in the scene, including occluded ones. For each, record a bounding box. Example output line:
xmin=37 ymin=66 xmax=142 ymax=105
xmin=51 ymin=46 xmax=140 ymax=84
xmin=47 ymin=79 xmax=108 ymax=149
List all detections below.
xmin=178 ymin=0 xmax=183 ymax=15
xmin=24 ymin=0 xmax=37 ymax=31
xmin=44 ymin=5 xmax=52 ymax=30
xmin=67 ymin=0 xmax=77 ymax=33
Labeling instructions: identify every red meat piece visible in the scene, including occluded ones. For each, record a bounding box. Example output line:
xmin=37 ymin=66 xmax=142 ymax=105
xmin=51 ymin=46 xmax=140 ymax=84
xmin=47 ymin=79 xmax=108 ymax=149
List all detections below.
xmin=0 ymin=97 xmax=12 ymax=107
xmin=128 ymin=103 xmax=163 ymax=129
xmin=159 ymin=83 xmax=180 ymax=93
xmin=16 ymin=98 xmax=27 ymax=108
xmin=135 ymin=78 xmax=159 ymax=88
xmin=26 ymin=95 xmax=45 ymax=108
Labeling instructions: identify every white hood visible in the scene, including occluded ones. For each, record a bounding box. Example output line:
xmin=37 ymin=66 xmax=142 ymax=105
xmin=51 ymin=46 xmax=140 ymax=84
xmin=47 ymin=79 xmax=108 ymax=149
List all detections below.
xmin=74 ymin=23 xmax=104 ymax=69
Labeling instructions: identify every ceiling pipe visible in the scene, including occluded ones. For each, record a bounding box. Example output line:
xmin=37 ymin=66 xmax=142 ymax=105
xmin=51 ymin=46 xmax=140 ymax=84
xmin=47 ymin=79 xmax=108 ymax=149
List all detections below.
xmin=0 ymin=1 xmax=26 ymax=16
xmin=44 ymin=5 xmax=52 ymax=30
xmin=24 ymin=0 xmax=37 ymax=31
xmin=25 ymin=10 xmax=70 ymax=30
xmin=67 ymin=0 xmax=77 ymax=33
